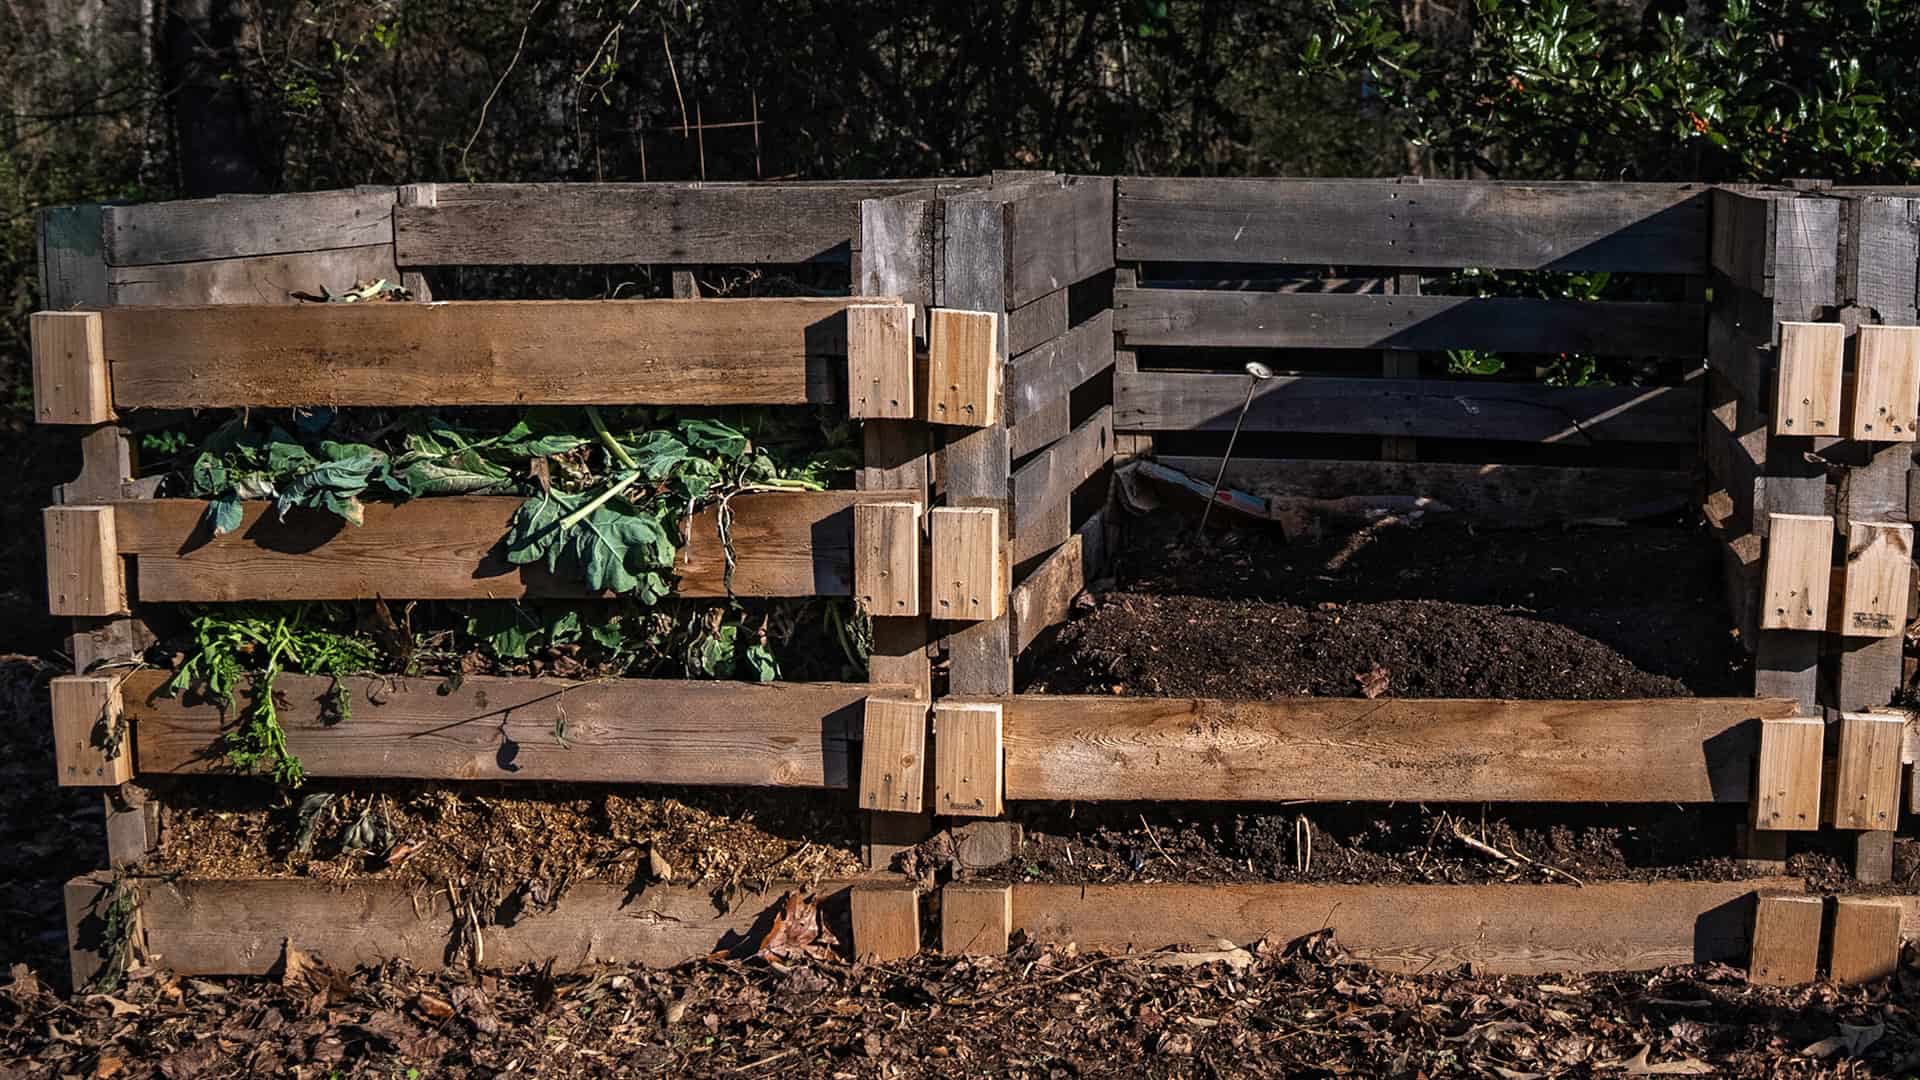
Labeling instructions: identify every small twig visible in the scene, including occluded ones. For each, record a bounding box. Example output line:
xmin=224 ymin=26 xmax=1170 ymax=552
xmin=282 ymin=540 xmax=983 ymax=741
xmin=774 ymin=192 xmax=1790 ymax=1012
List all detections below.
xmin=945 ymin=956 xmax=1119 ymax=1007
xmin=725 ymin=1048 xmax=798 ymax=1073
xmin=1295 ymin=814 xmax=1312 ymax=875
xmin=1139 ymin=815 xmax=1175 ymax=866
xmin=1451 ymin=823 xmax=1584 ymax=886
xmin=460 ymin=0 xmax=542 ymax=179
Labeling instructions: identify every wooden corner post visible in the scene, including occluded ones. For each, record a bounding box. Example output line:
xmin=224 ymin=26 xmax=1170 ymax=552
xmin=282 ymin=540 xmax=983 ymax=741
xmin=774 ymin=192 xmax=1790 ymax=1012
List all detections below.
xmin=31 ymin=311 xmax=111 ymax=424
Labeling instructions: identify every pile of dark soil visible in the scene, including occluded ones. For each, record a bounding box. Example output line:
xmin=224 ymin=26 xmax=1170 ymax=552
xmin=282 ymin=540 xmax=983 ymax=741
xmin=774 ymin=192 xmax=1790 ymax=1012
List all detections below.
xmin=1025 ymin=513 xmax=1748 ymax=698
xmin=950 ymin=802 xmax=1913 ymax=893
xmin=4 ymin=935 xmax=1915 ymax=1077
xmin=150 ymin=779 xmax=862 ymax=912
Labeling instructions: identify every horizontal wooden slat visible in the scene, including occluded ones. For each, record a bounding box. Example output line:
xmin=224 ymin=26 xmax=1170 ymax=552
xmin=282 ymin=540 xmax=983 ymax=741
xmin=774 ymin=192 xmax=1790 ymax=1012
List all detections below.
xmin=112 ymin=490 xmax=913 ymax=601
xmin=1010 ymin=407 xmax=1113 ymax=533
xmin=1010 ymin=512 xmax=1105 ymax=657
xmin=123 ymin=669 xmax=882 ymax=787
xmin=1003 ymin=176 xmax=1115 ymax=309
xmin=107 ymin=244 xmax=402 ymax=307
xmin=396 ymin=180 xmax=950 ymax=265
xmin=1116 ymin=370 xmax=1701 ymax=443
xmin=1116 ymin=289 xmax=1705 ymax=357
xmin=99 ymin=298 xmax=880 ymax=407
xmin=1156 ymin=456 xmax=1693 ymax=527
xmin=1117 ymin=178 xmax=1710 ymax=272
xmin=994 ymin=695 xmax=1798 ymax=803
xmin=1007 ymin=310 xmax=1116 ymax=424
xmin=1013 ymin=879 xmax=1792 ymax=975
xmin=102 ymin=189 xmax=396 ymax=266
xmin=121 ymin=875 xmax=856 ymax=974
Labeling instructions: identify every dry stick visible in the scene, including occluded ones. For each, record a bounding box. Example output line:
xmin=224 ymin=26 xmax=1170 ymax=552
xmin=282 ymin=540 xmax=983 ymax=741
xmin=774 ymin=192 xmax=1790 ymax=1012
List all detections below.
xmin=1139 ymin=815 xmax=1175 ymax=866
xmin=459 ymin=0 xmax=542 ymax=178
xmin=1450 ymin=823 xmax=1585 ymax=886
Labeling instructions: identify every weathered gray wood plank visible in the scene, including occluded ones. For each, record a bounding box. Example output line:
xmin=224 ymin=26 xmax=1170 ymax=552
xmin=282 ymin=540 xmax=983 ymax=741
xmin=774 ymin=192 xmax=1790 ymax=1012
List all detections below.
xmin=37 ymin=204 xmax=110 ymax=309
xmin=101 ymin=189 xmax=396 ymax=266
xmin=1116 ymin=289 xmax=1705 ymax=357
xmin=1007 ymin=310 xmax=1116 ymax=424
xmin=1116 ymin=370 xmax=1702 ymax=444
xmin=1118 ymin=178 xmax=1711 ymax=272
xmin=1004 ymin=176 xmax=1115 ymax=308
xmin=106 ymin=244 xmax=402 ymax=306
xmin=1011 ymin=407 xmax=1113 ymax=533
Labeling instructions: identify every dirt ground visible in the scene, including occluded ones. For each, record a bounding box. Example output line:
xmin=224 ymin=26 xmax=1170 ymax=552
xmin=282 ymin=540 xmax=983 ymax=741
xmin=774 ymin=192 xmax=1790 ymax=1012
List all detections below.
xmin=1026 ymin=513 xmax=1748 ymax=698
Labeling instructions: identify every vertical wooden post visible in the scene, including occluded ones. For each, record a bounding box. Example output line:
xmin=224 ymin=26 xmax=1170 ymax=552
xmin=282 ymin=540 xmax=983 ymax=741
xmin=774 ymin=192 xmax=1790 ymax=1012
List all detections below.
xmin=860 ymin=698 xmax=929 ymax=815
xmin=44 ymin=506 xmax=126 ymax=617
xmin=941 ymin=882 xmax=1013 ymax=956
xmin=49 ymin=675 xmax=131 ymax=786
xmin=1751 ymin=716 xmax=1824 ymax=832
xmin=395 ymin=185 xmax=437 ymax=301
xmin=31 ymin=311 xmax=112 ymax=424
xmin=1828 ymin=896 xmax=1902 ymax=984
xmin=849 ymin=884 xmax=921 ymax=962
xmin=854 ymin=501 xmax=922 ymax=618
xmin=933 ymin=701 xmax=1003 ymax=817
xmin=1747 ymin=893 xmax=1823 ymax=986
xmin=1381 ymin=265 xmax=1422 ymax=461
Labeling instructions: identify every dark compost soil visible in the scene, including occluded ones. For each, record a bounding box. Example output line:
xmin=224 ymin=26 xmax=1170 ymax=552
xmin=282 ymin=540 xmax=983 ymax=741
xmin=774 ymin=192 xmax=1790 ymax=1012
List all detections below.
xmin=1024 ymin=513 xmax=1748 ymax=699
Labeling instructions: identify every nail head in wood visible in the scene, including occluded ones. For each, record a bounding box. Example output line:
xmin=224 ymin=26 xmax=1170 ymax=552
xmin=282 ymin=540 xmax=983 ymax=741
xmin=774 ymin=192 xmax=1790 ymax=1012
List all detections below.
xmin=1838 ymin=522 xmax=1912 ymax=638
xmin=1760 ymin=513 xmax=1833 ymax=631
xmin=927 ymin=309 xmax=1001 ymax=428
xmin=846 ymin=302 xmax=914 ymax=420
xmin=941 ymin=883 xmax=1013 ymax=956
xmin=1850 ymin=324 xmax=1920 ymax=441
xmin=50 ymin=675 xmax=131 ymax=787
xmin=849 ymin=884 xmax=921 ymax=962
xmin=1751 ymin=717 xmax=1823 ymax=831
xmin=934 ymin=701 xmax=1004 ymax=817
xmin=853 ymin=501 xmax=922 ymax=617
xmin=1826 ymin=713 xmax=1904 ymax=830
xmin=860 ymin=697 xmax=928 ymax=813
xmin=1772 ymin=321 xmax=1843 ymax=435
xmin=1747 ymin=893 xmax=1822 ymax=986
xmin=930 ymin=506 xmax=1005 ymax=621
xmin=31 ymin=311 xmax=111 ymax=424
xmin=44 ymin=506 xmax=126 ymax=617
xmin=1828 ymin=896 xmax=1902 ymax=984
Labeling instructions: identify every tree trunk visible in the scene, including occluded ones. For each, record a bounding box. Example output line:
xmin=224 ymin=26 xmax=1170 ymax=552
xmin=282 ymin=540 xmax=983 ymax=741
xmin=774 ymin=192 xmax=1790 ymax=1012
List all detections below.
xmin=162 ymin=0 xmax=274 ymax=195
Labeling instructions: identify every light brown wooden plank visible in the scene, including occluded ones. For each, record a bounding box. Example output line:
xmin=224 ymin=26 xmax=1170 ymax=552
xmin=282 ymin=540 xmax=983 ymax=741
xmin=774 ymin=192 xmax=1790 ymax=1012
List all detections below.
xmin=942 ymin=883 xmax=1013 ymax=956
xmin=1115 ymin=289 xmax=1706 ymax=357
xmin=850 ymin=885 xmax=921 ymax=961
xmin=50 ymin=675 xmax=130 ymax=786
xmin=861 ymin=698 xmax=928 ymax=813
xmin=1773 ymin=321 xmax=1844 ymax=436
xmin=113 ymin=491 xmax=911 ymax=601
xmin=1851 ymin=324 xmax=1920 ymax=440
xmin=133 ymin=876 xmax=857 ymax=974
xmin=99 ymin=298 xmax=879 ymax=407
xmin=1837 ymin=522 xmax=1912 ymax=638
xmin=107 ymin=243 xmax=402 ymax=307
xmin=853 ymin=501 xmax=922 ymax=617
xmin=930 ymin=507 xmax=1006 ymax=621
xmin=1118 ymin=178 xmax=1710 ymax=272
xmin=1011 ymin=407 xmax=1112 ymax=534
xmin=30 ymin=312 xmax=111 ymax=424
xmin=1013 ymin=879 xmax=1790 ymax=975
xmin=1750 ymin=717 xmax=1824 ymax=832
xmin=1117 ymin=370 xmax=1701 ymax=444
xmin=1826 ymin=713 xmax=1904 ymax=830
xmin=1011 ymin=532 xmax=1087 ymax=657
xmin=1760 ymin=513 xmax=1834 ymax=631
xmin=123 ymin=669 xmax=877 ymax=787
xmin=933 ymin=701 xmax=1003 ymax=817
xmin=395 ymin=180 xmax=950 ymax=265
xmin=101 ymin=189 xmax=396 ymax=266
xmin=1748 ymin=894 xmax=1823 ymax=986
xmin=994 ymin=695 xmax=1798 ymax=803
xmin=44 ymin=506 xmax=125 ymax=616
xmin=1160 ymin=455 xmax=1691 ymax=528
xmin=847 ymin=302 xmax=915 ymax=419
xmin=928 ymin=309 xmax=1001 ymax=427
xmin=1829 ymin=896 xmax=1902 ymax=984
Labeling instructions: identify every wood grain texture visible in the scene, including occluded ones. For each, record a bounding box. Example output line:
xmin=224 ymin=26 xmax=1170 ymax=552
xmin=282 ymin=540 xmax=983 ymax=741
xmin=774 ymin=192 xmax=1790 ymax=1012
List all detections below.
xmin=37 ymin=204 xmax=109 ymax=310
xmin=853 ymin=501 xmax=922 ymax=617
xmin=942 ymin=883 xmax=1013 ymax=956
xmin=130 ymin=875 xmax=857 ymax=974
xmin=1012 ymin=534 xmax=1088 ymax=658
xmin=395 ymin=180 xmax=948 ymax=265
xmin=102 ymin=189 xmax=396 ymax=266
xmin=1006 ymin=287 xmax=1071 ymax=357
xmin=30 ymin=312 xmax=110 ymax=424
xmin=1747 ymin=894 xmax=1823 ymax=985
xmin=1012 ymin=879 xmax=1789 ymax=975
xmin=1829 ymin=897 xmax=1902 ymax=984
xmin=44 ymin=506 xmax=124 ymax=616
xmin=1007 ymin=310 xmax=1115 ymax=425
xmin=1003 ymin=176 xmax=1115 ymax=308
xmin=99 ymin=298 xmax=869 ymax=407
xmin=124 ymin=669 xmax=879 ymax=787
xmin=1158 ymin=456 xmax=1691 ymax=528
xmin=1760 ymin=513 xmax=1834 ymax=631
xmin=930 ymin=507 xmax=1005 ymax=621
xmin=927 ymin=309 xmax=1001 ymax=427
xmin=933 ymin=701 xmax=1003 ymax=817
xmin=1117 ymin=178 xmax=1710 ymax=272
xmin=847 ymin=302 xmax=915 ymax=419
xmin=1750 ymin=717 xmax=1824 ymax=831
xmin=1010 ymin=407 xmax=1112 ymax=533
xmin=50 ymin=676 xmax=130 ymax=786
xmin=1851 ymin=325 xmax=1920 ymax=440
xmin=1838 ymin=522 xmax=1912 ymax=637
xmin=106 ymin=244 xmax=402 ymax=307
xmin=1116 ymin=370 xmax=1701 ymax=444
xmin=1772 ymin=322 xmax=1844 ymax=435
xmin=861 ymin=698 xmax=928 ymax=813
xmin=113 ymin=491 xmax=910 ymax=602
xmin=1826 ymin=713 xmax=1904 ymax=830
xmin=850 ymin=885 xmax=921 ymax=961
xmin=992 ymin=695 xmax=1798 ymax=803
xmin=1115 ymin=289 xmax=1706 ymax=357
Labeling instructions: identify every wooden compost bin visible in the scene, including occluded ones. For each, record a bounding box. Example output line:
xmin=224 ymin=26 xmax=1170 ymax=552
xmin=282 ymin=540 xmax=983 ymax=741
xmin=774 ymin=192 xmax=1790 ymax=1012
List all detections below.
xmin=881 ymin=178 xmax=1917 ymax=983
